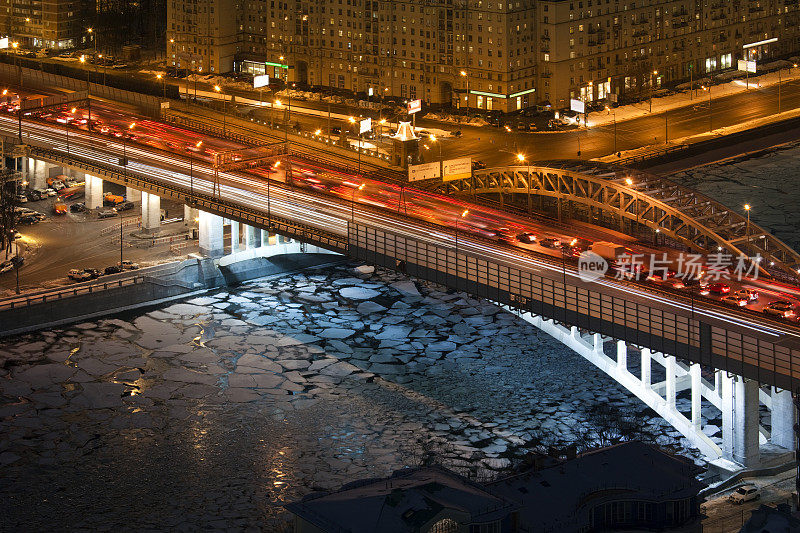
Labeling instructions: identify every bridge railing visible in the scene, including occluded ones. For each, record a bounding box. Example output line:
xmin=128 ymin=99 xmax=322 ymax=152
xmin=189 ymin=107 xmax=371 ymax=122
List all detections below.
xmin=0 ymin=276 xmax=145 ymax=311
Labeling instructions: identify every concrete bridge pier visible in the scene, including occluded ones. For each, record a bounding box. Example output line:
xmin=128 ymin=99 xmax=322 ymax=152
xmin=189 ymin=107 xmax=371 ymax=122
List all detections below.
xmin=245 ymin=225 xmax=261 ymax=249
xmin=84 ymin=174 xmax=104 ymax=209
xmin=126 ymin=187 xmax=142 ymax=202
xmin=141 ymin=192 xmax=161 ymax=232
xmin=198 ymin=211 xmax=224 ymax=257
xmin=184 ymin=206 xmax=199 ymax=226
xmin=230 ymin=221 xmax=241 ymax=252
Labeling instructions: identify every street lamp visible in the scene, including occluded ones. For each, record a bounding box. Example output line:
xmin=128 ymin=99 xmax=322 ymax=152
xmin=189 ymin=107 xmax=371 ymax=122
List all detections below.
xmin=190 ymin=140 xmax=202 ymax=201
xmin=702 ymin=85 xmax=712 ymax=132
xmin=517 ymin=153 xmax=533 ymax=213
xmin=744 ymin=204 xmax=751 ymax=251
xmin=650 ymin=70 xmax=658 ymax=113
xmin=214 ymin=85 xmax=227 ymax=134
xmin=351 ymin=182 xmax=365 ymax=223
xmin=460 ymin=70 xmax=470 ymax=114
xmin=156 ymin=73 xmax=166 ymax=99
xmin=429 ymin=134 xmax=442 ymax=166
xmin=455 ymin=209 xmax=469 ymax=262
xmin=122 ymin=122 xmax=135 ymax=164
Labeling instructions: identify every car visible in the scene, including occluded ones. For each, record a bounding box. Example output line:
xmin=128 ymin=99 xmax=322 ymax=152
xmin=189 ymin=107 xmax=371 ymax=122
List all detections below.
xmin=116 ymin=201 xmax=134 ymax=211
xmin=46 ymin=177 xmax=64 ymax=188
xmin=7 ymin=229 xmax=21 ymax=240
xmin=53 ymin=201 xmax=68 ymax=215
xmin=44 ymin=188 xmax=57 ymax=197
xmin=97 ymin=208 xmax=118 ymax=218
xmin=51 ymin=181 xmax=66 ymax=191
xmin=708 ymin=282 xmax=731 ymax=294
xmin=721 ymin=295 xmax=749 ymax=307
xmin=729 ymin=485 xmax=760 ymax=505
xmin=27 ymin=190 xmax=42 ymax=201
xmin=764 ymin=301 xmax=796 ymax=320
xmin=330 ymin=126 xmax=341 ymax=135
xmin=0 ymin=260 xmax=14 ymax=274
xmin=104 ymin=265 xmax=124 ymax=275
xmin=83 ymin=268 xmax=102 ymax=279
xmin=733 ymin=289 xmax=759 ymax=302
xmin=539 ymin=237 xmax=562 ymax=248
xmin=68 ymin=269 xmax=93 ymax=282
xmin=103 ymin=192 xmax=125 ymax=205
xmin=15 ymin=193 xmax=27 ymax=203
xmin=17 ymin=214 xmax=40 ymax=225
xmin=120 ymin=260 xmax=140 ymax=270
xmin=70 ymin=202 xmax=86 ymax=213
xmin=516 ymin=232 xmax=537 ymax=244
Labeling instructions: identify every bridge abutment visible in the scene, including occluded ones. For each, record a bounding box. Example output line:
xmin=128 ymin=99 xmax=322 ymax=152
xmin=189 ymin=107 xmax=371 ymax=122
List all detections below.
xmin=141 ymin=192 xmax=161 ymax=231
xmin=84 ymin=174 xmax=103 ymax=209
xmin=198 ymin=211 xmax=224 ymax=257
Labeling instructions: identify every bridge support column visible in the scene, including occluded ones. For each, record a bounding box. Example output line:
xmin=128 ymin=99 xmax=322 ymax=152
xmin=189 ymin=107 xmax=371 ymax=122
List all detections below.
xmin=722 ymin=375 xmax=761 ymax=467
xmin=245 ymin=225 xmax=261 ymax=249
xmin=771 ymin=388 xmax=796 ymax=450
xmin=141 ymin=192 xmax=161 ymax=232
xmin=85 ymin=174 xmax=103 ymax=210
xmin=691 ymin=364 xmax=702 ymax=430
xmin=184 ymin=206 xmax=198 ymax=226
xmin=198 ymin=211 xmax=224 ymax=257
xmin=616 ymin=341 xmax=627 ymax=373
xmin=593 ymin=333 xmax=603 ymax=355
xmin=230 ymin=221 xmax=241 ymax=252
xmin=641 ymin=348 xmax=651 ymax=389
xmin=260 ymin=229 xmax=269 ymax=247
xmin=126 ymin=187 xmax=141 ymax=202
xmin=665 ymin=356 xmax=677 ymax=409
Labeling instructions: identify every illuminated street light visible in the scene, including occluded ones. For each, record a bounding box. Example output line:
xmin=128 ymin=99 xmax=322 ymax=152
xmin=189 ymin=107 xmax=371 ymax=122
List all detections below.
xmin=189 ymin=140 xmax=203 ymax=200
xmin=455 ymin=209 xmax=469 ymax=259
xmin=745 ymin=204 xmax=752 ymax=250
xmin=351 ymin=183 xmax=366 ymax=223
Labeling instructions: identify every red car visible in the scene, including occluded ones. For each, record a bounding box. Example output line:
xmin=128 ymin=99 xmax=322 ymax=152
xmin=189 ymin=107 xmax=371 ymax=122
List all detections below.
xmin=708 ymin=282 xmax=730 ymax=294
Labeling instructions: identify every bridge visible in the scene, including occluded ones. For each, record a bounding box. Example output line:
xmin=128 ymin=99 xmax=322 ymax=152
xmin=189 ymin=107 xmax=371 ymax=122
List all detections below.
xmin=4 ymin=102 xmax=800 ymax=475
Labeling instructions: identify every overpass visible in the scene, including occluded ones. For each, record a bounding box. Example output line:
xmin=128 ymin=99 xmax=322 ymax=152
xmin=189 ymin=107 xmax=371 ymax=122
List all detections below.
xmin=5 ymin=110 xmax=800 ymax=472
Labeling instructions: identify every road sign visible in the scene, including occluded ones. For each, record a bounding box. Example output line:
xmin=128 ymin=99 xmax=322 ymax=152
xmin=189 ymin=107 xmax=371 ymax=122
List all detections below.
xmin=407 ymin=99 xmax=422 ymax=115
xmin=442 ymin=157 xmax=472 ymax=182
xmin=570 ymin=98 xmax=585 ymax=114
xmin=408 ymin=162 xmax=440 ymax=182
xmin=160 ymin=101 xmax=170 ymax=109
xmin=738 ymin=59 xmax=757 ymax=74
xmin=253 ymin=74 xmax=270 ymax=88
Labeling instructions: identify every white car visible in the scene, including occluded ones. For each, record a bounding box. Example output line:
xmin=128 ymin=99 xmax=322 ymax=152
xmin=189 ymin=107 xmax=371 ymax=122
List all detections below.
xmin=729 ymin=484 xmax=760 ymax=504
xmin=45 ymin=188 xmax=57 ymax=197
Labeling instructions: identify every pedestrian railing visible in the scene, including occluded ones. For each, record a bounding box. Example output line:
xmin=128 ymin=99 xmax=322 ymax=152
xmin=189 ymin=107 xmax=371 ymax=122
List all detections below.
xmin=0 ymin=276 xmax=145 ymax=311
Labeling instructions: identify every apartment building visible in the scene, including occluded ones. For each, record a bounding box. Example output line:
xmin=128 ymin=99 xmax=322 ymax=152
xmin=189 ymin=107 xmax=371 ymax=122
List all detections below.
xmin=166 ymin=0 xmax=238 ymax=74
xmin=167 ymin=0 xmax=800 ymax=113
xmin=0 ymin=0 xmax=88 ymax=49
xmin=538 ymin=0 xmax=800 ymax=109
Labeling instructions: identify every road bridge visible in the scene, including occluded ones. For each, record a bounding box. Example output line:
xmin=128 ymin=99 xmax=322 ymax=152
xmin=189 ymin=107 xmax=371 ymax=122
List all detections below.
xmin=6 ymin=113 xmax=800 ymax=472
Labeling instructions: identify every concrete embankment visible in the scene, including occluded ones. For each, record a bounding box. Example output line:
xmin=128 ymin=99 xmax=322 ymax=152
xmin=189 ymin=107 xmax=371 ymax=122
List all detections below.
xmin=0 ymin=253 xmax=342 ymax=337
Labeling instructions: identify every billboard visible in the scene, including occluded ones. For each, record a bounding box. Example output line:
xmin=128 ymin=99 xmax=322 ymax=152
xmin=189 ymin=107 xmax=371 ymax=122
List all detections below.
xmin=737 ymin=59 xmax=757 ymax=74
xmin=253 ymin=74 xmax=270 ymax=88
xmin=407 ymin=99 xmax=422 ymax=114
xmin=0 ymin=37 xmax=8 ymax=49
xmin=359 ymin=117 xmax=372 ymax=134
xmin=570 ymin=98 xmax=585 ymax=114
xmin=442 ymin=158 xmax=472 ymax=182
xmin=408 ymin=162 xmax=440 ymax=182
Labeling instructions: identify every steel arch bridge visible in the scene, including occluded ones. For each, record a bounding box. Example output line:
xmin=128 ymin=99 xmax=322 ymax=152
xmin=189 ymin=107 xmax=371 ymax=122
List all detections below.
xmin=426 ymin=160 xmax=800 ymax=280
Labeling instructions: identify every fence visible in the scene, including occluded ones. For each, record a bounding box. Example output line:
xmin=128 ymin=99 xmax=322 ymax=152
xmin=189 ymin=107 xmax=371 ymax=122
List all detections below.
xmin=99 ymin=216 xmax=142 ymax=236
xmin=0 ymin=276 xmax=144 ymax=311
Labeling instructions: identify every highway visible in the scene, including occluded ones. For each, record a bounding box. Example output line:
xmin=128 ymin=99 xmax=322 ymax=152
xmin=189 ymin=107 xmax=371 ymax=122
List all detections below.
xmin=3 ymin=99 xmax=800 ymax=346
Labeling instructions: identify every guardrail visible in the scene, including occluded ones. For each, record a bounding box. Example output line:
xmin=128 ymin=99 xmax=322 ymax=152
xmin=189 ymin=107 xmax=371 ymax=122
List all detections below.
xmin=0 ymin=276 xmax=144 ymax=311
xmin=99 ymin=216 xmax=142 ymax=236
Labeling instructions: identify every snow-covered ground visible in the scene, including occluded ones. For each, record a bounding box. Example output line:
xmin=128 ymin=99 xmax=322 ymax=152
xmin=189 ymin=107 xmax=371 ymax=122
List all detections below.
xmin=0 ymin=263 xmax=716 ymax=529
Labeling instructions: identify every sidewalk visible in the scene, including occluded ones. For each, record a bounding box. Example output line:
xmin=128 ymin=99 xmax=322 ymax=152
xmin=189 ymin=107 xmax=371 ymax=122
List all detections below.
xmin=589 ymin=62 xmax=800 ymax=128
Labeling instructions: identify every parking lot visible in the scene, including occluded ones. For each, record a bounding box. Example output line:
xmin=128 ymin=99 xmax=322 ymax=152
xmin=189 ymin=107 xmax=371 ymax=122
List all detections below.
xmin=1 ymin=179 xmax=194 ymax=294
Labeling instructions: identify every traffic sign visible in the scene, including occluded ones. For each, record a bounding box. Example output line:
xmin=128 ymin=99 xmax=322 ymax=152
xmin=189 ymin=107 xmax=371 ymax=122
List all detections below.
xmin=253 ymin=74 xmax=270 ymax=88
xmin=407 ymin=99 xmax=422 ymax=115
xmin=570 ymin=98 xmax=585 ymax=114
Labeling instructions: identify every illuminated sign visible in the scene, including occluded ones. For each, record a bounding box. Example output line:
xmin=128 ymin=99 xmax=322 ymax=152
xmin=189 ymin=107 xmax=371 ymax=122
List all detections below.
xmin=407 ymin=99 xmax=422 ymax=114
xmin=408 ymin=162 xmax=440 ymax=181
xmin=442 ymin=158 xmax=472 ymax=182
xmin=570 ymin=99 xmax=585 ymax=114
xmin=253 ymin=74 xmax=270 ymax=88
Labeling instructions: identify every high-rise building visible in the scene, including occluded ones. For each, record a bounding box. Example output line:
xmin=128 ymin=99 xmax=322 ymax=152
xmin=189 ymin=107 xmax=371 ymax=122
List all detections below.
xmin=0 ymin=0 xmax=89 ymax=49
xmin=166 ymin=0 xmax=238 ymax=75
xmin=166 ymin=1 xmax=800 ymax=113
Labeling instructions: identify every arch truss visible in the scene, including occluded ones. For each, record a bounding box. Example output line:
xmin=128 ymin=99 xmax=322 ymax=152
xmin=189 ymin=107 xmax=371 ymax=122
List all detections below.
xmin=428 ymin=160 xmax=800 ymax=280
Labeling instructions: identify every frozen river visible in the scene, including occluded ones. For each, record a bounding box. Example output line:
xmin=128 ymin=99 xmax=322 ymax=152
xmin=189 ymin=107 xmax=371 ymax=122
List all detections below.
xmin=0 ymin=263 xmax=704 ymax=530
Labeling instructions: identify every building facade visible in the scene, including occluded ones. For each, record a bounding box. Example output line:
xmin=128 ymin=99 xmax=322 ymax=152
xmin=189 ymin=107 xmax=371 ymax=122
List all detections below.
xmin=166 ymin=0 xmax=800 ymax=113
xmin=0 ymin=0 xmax=89 ymax=49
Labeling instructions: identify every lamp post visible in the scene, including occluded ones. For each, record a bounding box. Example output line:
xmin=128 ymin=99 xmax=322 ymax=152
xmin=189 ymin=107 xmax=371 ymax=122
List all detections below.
xmin=280 ymin=55 xmax=290 ymax=145
xmin=156 ymin=73 xmax=166 ymax=99
xmin=703 ymin=85 xmax=712 ymax=132
xmin=269 ymin=160 xmax=279 ymax=226
xmin=122 ymin=122 xmax=135 ymax=164
xmin=649 ymin=70 xmax=658 ymax=113
xmin=190 ymin=140 xmax=202 ymax=201
xmin=744 ymin=204 xmax=751 ymax=251
xmin=11 ymin=42 xmax=19 ymax=87
xmin=349 ymin=116 xmax=362 ymax=173
xmin=214 ymin=85 xmax=226 ymax=134
xmin=66 ymin=106 xmax=76 ymax=155
xmin=455 ymin=209 xmax=469 ymax=262
xmin=460 ymin=70 xmax=469 ymax=115
xmin=517 ymin=153 xmax=532 ymax=214
xmin=429 ymin=134 xmax=442 ymax=166
xmin=626 ymin=177 xmax=639 ymax=234
xmin=351 ymin=182 xmax=365 ymax=223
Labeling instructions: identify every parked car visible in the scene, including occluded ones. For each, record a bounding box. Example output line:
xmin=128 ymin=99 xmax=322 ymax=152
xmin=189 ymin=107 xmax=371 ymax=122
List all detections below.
xmin=103 ymin=192 xmax=125 ymax=205
xmin=729 ymin=485 xmax=760 ymax=505
xmin=116 ymin=201 xmax=134 ymax=212
xmin=27 ymin=190 xmax=42 ymax=201
xmin=70 ymin=202 xmax=87 ymax=213
xmin=97 ymin=208 xmax=118 ymax=219
xmin=17 ymin=213 xmax=41 ymax=225
xmin=15 ymin=193 xmax=27 ymax=203
xmin=68 ymin=269 xmax=94 ymax=282
xmin=104 ymin=265 xmax=124 ymax=275
xmin=720 ymin=295 xmax=749 ymax=307
xmin=44 ymin=188 xmax=57 ymax=197
xmin=120 ymin=260 xmax=140 ymax=270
